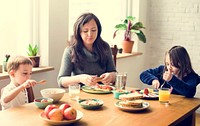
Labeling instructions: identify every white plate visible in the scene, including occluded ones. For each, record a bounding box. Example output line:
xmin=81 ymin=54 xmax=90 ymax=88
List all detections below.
xmin=115 ymin=101 xmax=150 ymax=112
xmin=39 ymin=110 xmax=83 ymax=125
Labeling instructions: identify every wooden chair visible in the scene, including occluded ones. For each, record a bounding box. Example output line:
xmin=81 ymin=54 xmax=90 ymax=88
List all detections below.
xmin=27 ymin=87 xmax=35 ymax=103
xmin=111 ymin=45 xmax=118 ymax=67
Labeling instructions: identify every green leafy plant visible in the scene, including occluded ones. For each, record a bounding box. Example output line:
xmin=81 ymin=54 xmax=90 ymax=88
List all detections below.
xmin=113 ymin=16 xmax=146 ymax=43
xmin=5 ymin=54 xmax=10 ymax=62
xmin=27 ymin=44 xmax=38 ymax=56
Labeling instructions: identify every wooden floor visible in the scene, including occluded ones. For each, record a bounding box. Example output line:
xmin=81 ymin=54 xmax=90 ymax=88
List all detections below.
xmin=196 ymin=112 xmax=200 ymax=126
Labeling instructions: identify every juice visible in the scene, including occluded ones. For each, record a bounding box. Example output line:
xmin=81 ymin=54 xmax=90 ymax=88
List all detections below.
xmin=159 ymin=88 xmax=170 ymax=103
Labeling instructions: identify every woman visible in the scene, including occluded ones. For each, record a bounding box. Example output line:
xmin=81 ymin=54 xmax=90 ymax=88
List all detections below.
xmin=140 ymin=45 xmax=200 ymax=97
xmin=57 ymin=12 xmax=116 ymax=88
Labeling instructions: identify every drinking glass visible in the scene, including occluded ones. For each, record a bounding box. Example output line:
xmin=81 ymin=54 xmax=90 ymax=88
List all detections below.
xmin=69 ymin=84 xmax=80 ymax=100
xmin=115 ymin=72 xmax=127 ymax=90
xmin=159 ymin=88 xmax=170 ymax=103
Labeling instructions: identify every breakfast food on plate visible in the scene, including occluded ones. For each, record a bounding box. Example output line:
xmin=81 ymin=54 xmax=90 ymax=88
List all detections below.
xmin=119 ymin=100 xmax=143 ymax=108
xmin=140 ymin=88 xmax=158 ymax=98
xmin=95 ymin=84 xmax=113 ymax=91
xmin=80 ymin=99 xmax=100 ymax=106
xmin=119 ymin=92 xmax=143 ymax=100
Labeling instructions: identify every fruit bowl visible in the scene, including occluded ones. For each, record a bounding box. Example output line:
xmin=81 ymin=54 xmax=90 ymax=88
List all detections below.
xmin=34 ymin=97 xmax=54 ymax=109
xmin=39 ymin=110 xmax=83 ymax=125
xmin=40 ymin=88 xmax=66 ymax=103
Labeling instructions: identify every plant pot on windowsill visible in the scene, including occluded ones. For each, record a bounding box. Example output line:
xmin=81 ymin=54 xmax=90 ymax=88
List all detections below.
xmin=27 ymin=44 xmax=40 ymax=67
xmin=122 ymin=40 xmax=134 ymax=53
xmin=113 ymin=16 xmax=146 ymax=53
xmin=29 ymin=55 xmax=40 ymax=67
xmin=3 ymin=61 xmax=8 ymax=72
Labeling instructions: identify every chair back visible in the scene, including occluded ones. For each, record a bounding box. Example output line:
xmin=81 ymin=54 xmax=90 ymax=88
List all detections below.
xmin=111 ymin=45 xmax=118 ymax=67
xmin=27 ymin=87 xmax=35 ymax=103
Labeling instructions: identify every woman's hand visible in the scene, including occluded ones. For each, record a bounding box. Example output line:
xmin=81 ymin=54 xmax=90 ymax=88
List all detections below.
xmin=100 ymin=72 xmax=115 ymax=85
xmin=79 ymin=74 xmax=97 ymax=86
xmin=152 ymin=79 xmax=160 ymax=89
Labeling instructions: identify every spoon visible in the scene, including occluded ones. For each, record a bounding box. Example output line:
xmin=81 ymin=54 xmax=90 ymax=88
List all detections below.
xmin=36 ymin=80 xmax=47 ymax=84
xmin=160 ymin=81 xmax=166 ymax=89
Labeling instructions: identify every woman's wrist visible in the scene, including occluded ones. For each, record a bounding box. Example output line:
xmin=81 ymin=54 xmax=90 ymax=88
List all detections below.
xmin=111 ymin=72 xmax=117 ymax=83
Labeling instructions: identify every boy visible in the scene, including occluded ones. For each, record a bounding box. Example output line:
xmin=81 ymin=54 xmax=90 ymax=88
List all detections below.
xmin=1 ymin=55 xmax=37 ymax=110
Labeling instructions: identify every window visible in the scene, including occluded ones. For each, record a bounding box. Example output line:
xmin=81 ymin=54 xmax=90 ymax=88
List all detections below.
xmin=0 ymin=0 xmax=38 ymax=61
xmin=0 ymin=0 xmax=139 ymax=64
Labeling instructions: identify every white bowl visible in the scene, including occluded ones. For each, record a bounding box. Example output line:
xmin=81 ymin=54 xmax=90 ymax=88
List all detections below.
xmin=40 ymin=88 xmax=65 ymax=103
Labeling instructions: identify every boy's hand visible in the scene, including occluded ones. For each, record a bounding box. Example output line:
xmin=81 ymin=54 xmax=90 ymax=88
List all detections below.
xmin=23 ymin=79 xmax=37 ymax=88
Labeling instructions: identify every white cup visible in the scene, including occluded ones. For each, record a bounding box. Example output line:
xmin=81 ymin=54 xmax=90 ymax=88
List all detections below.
xmin=115 ymin=72 xmax=127 ymax=90
xmin=69 ymin=84 xmax=80 ymax=100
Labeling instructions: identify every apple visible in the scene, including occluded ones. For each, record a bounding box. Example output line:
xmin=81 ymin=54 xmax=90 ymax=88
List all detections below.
xmin=144 ymin=88 xmax=149 ymax=95
xmin=59 ymin=103 xmax=71 ymax=115
xmin=44 ymin=104 xmax=58 ymax=119
xmin=48 ymin=108 xmax=63 ymax=121
xmin=63 ymin=107 xmax=77 ymax=120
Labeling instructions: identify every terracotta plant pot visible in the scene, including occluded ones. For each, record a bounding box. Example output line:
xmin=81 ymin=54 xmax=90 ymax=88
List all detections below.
xmin=29 ymin=56 xmax=40 ymax=67
xmin=122 ymin=40 xmax=134 ymax=53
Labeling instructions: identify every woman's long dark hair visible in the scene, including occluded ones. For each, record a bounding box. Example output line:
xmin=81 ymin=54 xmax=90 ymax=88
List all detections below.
xmin=164 ymin=45 xmax=196 ymax=79
xmin=69 ymin=12 xmax=110 ymax=70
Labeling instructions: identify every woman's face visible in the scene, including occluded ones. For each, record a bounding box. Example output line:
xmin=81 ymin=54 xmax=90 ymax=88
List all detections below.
xmin=80 ymin=19 xmax=98 ymax=50
xmin=165 ymin=53 xmax=179 ymax=75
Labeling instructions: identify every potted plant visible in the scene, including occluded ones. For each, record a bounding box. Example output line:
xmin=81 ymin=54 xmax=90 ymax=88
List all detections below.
xmin=113 ymin=16 xmax=146 ymax=53
xmin=27 ymin=44 xmax=40 ymax=67
xmin=3 ymin=54 xmax=10 ymax=72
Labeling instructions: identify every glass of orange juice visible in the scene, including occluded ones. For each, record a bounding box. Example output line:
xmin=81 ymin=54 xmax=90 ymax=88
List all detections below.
xmin=159 ymin=88 xmax=170 ymax=103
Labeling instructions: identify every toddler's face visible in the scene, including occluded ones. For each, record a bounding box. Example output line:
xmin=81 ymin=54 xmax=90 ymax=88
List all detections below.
xmin=165 ymin=54 xmax=179 ymax=75
xmin=13 ymin=64 xmax=33 ymax=85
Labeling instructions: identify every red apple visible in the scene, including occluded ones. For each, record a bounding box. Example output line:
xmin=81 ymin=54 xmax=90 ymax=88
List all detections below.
xmin=44 ymin=104 xmax=58 ymax=119
xmin=144 ymin=88 xmax=149 ymax=95
xmin=63 ymin=107 xmax=77 ymax=120
xmin=48 ymin=108 xmax=63 ymax=121
xmin=59 ymin=103 xmax=71 ymax=115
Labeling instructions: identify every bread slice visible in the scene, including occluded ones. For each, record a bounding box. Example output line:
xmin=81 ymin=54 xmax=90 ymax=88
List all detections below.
xmin=119 ymin=92 xmax=143 ymax=100
xmin=119 ymin=100 xmax=143 ymax=108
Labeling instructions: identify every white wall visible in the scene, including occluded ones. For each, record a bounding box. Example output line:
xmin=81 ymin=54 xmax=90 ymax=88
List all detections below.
xmin=1 ymin=1 xmax=200 ymax=103
xmin=147 ymin=0 xmax=200 ymax=112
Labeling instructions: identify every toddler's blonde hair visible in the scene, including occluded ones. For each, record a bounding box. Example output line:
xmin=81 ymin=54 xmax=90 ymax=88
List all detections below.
xmin=7 ymin=55 xmax=32 ymax=72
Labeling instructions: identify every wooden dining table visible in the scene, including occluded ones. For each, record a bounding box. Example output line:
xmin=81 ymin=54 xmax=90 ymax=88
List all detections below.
xmin=0 ymin=87 xmax=200 ymax=126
